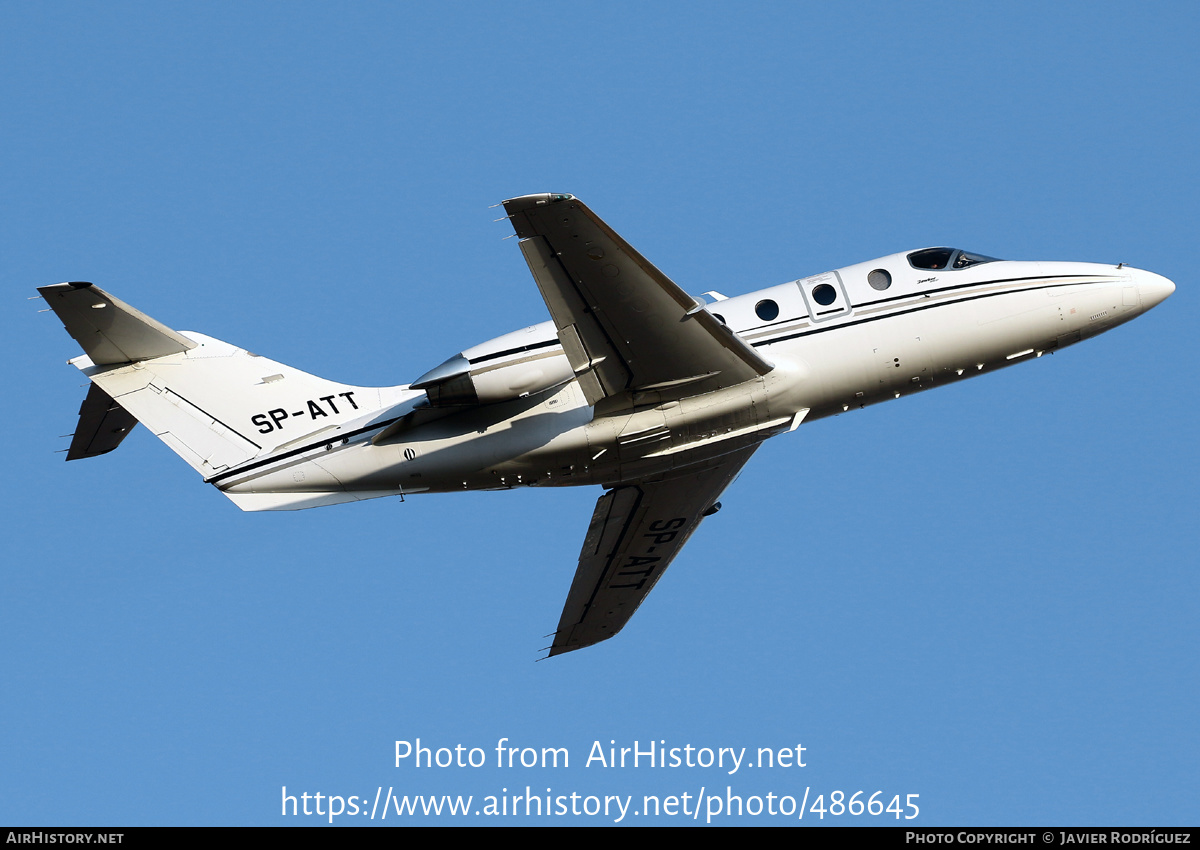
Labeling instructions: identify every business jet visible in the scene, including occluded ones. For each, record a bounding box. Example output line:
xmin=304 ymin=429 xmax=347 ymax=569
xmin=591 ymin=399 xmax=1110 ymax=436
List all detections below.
xmin=39 ymin=194 xmax=1175 ymax=656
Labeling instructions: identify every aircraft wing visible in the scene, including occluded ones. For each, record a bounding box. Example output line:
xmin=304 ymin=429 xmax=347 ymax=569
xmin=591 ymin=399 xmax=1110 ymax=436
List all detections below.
xmin=503 ymin=194 xmax=772 ymax=407
xmin=549 ymin=444 xmax=758 ymax=656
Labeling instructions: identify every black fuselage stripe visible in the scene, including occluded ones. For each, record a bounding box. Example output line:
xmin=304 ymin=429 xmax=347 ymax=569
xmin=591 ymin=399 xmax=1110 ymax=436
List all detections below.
xmin=208 ymin=275 xmax=1114 ymax=487
xmin=750 ymin=277 xmax=1109 ymax=347
xmin=852 ymin=273 xmax=1109 ymax=310
xmin=467 ymin=337 xmax=559 ymax=366
xmin=205 ymin=417 xmax=401 ymax=485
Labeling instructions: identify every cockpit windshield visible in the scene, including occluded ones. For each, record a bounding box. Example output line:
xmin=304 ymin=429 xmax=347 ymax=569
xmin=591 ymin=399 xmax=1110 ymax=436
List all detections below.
xmin=908 ymin=248 xmax=1000 ymax=270
xmin=908 ymin=248 xmax=954 ymax=270
xmin=952 ymin=250 xmax=1000 ymax=268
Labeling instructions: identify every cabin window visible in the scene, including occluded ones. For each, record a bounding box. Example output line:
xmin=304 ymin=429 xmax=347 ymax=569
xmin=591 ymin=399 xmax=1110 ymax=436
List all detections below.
xmin=868 ymin=269 xmax=892 ymax=291
xmin=811 ymin=283 xmax=837 ymax=306
xmin=795 ymin=270 xmax=850 ymax=322
xmin=755 ymin=299 xmax=779 ymax=321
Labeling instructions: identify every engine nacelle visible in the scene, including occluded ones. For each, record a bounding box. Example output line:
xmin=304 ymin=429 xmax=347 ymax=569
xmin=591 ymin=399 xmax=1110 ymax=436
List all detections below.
xmin=411 ymin=320 xmax=574 ymax=407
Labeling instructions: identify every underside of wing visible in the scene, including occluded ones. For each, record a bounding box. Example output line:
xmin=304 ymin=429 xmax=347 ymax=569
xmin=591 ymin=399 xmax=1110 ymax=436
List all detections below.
xmin=549 ymin=444 xmax=759 ymax=657
xmin=502 ymin=194 xmax=772 ymax=407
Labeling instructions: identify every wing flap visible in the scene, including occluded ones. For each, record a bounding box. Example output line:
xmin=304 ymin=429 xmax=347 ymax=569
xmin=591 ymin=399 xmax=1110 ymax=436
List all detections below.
xmin=518 ymin=236 xmax=632 ymax=404
xmin=550 ymin=445 xmax=758 ymax=656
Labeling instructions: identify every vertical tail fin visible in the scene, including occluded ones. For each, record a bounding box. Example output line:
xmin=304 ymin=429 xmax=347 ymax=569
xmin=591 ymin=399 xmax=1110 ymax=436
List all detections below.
xmin=41 ymin=283 xmax=411 ymax=479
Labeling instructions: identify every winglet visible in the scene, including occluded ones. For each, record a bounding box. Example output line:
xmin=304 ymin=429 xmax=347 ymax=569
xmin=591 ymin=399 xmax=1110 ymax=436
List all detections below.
xmin=502 ymin=193 xmax=575 ymax=237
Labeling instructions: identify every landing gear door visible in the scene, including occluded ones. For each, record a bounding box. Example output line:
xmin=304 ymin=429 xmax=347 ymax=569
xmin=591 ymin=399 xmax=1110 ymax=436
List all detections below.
xmin=796 ymin=271 xmax=851 ymax=322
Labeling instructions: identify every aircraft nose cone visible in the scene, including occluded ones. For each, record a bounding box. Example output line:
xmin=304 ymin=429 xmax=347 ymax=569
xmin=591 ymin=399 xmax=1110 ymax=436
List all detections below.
xmin=1135 ymin=269 xmax=1175 ymax=310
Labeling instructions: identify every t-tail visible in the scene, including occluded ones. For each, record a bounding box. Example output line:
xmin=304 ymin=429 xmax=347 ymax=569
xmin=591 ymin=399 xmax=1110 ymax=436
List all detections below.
xmin=39 ymin=282 xmax=414 ymax=510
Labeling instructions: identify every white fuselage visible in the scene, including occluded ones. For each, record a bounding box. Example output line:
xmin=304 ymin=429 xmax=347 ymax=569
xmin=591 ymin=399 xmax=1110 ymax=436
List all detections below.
xmin=217 ymin=253 xmax=1174 ymax=502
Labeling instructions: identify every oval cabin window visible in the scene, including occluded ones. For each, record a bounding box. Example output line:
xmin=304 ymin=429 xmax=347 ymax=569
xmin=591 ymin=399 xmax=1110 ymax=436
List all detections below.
xmin=811 ymin=284 xmax=837 ymax=306
xmin=868 ymin=269 xmax=891 ymax=291
xmin=755 ymin=299 xmax=779 ymax=321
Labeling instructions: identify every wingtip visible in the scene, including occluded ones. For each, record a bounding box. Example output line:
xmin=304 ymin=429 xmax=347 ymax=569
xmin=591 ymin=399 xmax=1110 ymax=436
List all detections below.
xmin=500 ymin=193 xmax=574 ymax=208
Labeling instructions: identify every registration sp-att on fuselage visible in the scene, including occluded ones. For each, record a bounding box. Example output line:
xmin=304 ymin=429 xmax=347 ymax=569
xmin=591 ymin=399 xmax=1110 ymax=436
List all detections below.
xmin=39 ymin=194 xmax=1175 ymax=656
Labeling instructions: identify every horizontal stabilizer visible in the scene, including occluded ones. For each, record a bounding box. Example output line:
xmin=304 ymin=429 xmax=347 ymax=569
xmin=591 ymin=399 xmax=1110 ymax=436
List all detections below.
xmin=38 ymin=282 xmax=196 ymax=365
xmin=41 ymin=279 xmax=417 ymax=482
xmin=66 ymin=383 xmax=139 ymax=460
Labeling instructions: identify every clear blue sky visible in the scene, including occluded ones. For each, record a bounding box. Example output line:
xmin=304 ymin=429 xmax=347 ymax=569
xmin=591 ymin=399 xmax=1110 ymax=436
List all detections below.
xmin=3 ymin=1 xmax=1196 ymax=826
